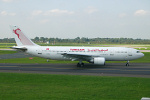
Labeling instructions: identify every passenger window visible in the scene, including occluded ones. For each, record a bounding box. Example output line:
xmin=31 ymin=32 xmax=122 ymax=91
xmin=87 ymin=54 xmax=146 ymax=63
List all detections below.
xmin=137 ymin=51 xmax=140 ymax=53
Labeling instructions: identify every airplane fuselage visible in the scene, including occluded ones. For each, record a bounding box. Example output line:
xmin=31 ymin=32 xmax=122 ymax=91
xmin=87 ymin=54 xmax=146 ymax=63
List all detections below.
xmin=25 ymin=46 xmax=144 ymax=61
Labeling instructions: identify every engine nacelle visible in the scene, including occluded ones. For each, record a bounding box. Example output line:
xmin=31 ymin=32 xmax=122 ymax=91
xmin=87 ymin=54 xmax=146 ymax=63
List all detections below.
xmin=93 ymin=57 xmax=105 ymax=65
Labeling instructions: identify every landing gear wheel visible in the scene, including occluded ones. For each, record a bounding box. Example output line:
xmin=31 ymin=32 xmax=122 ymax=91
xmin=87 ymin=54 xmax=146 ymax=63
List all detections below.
xmin=126 ymin=63 xmax=129 ymax=66
xmin=77 ymin=63 xmax=80 ymax=67
xmin=81 ymin=63 xmax=84 ymax=67
xmin=77 ymin=63 xmax=84 ymax=67
xmin=126 ymin=61 xmax=129 ymax=66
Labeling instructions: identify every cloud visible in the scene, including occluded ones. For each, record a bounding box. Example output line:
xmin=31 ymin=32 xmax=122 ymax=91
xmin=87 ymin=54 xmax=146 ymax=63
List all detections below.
xmin=0 ymin=11 xmax=7 ymax=15
xmin=40 ymin=19 xmax=50 ymax=24
xmin=31 ymin=9 xmax=74 ymax=17
xmin=134 ymin=10 xmax=149 ymax=16
xmin=32 ymin=10 xmax=43 ymax=16
xmin=44 ymin=9 xmax=74 ymax=16
xmin=0 ymin=11 xmax=16 ymax=16
xmin=8 ymin=12 xmax=16 ymax=16
xmin=1 ymin=0 xmax=14 ymax=3
xmin=84 ymin=6 xmax=98 ymax=14
xmin=119 ymin=13 xmax=127 ymax=18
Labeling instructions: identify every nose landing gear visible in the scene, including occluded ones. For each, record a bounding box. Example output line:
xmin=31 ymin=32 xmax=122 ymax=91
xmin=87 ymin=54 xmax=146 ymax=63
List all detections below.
xmin=126 ymin=61 xmax=129 ymax=66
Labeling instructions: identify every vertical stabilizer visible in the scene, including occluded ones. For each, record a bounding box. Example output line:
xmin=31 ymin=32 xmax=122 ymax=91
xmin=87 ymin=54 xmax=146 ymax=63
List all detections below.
xmin=10 ymin=25 xmax=37 ymax=46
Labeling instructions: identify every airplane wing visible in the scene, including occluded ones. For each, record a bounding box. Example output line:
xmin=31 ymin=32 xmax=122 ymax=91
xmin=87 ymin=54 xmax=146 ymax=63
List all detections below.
xmin=61 ymin=53 xmax=100 ymax=61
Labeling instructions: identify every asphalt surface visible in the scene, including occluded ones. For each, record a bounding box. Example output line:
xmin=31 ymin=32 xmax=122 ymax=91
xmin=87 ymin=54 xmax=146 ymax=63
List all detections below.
xmin=0 ymin=52 xmax=150 ymax=78
xmin=0 ymin=52 xmax=34 ymax=59
xmin=0 ymin=63 xmax=150 ymax=78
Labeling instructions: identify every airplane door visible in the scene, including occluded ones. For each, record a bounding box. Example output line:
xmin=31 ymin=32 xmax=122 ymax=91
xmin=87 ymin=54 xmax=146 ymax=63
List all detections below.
xmin=110 ymin=49 xmax=114 ymax=56
xmin=37 ymin=48 xmax=42 ymax=55
xmin=128 ymin=50 xmax=132 ymax=56
xmin=108 ymin=49 xmax=114 ymax=60
xmin=125 ymin=49 xmax=132 ymax=60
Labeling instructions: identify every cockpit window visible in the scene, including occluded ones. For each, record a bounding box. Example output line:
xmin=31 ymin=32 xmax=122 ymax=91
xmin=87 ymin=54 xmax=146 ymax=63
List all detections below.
xmin=136 ymin=51 xmax=141 ymax=53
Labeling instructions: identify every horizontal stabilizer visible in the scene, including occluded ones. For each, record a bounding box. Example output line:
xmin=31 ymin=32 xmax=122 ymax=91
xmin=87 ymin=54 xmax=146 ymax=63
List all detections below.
xmin=10 ymin=46 xmax=27 ymax=51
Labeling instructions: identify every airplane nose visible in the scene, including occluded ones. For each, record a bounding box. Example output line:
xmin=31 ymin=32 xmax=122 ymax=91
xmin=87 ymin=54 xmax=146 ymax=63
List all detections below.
xmin=141 ymin=53 xmax=144 ymax=57
xmin=142 ymin=53 xmax=144 ymax=57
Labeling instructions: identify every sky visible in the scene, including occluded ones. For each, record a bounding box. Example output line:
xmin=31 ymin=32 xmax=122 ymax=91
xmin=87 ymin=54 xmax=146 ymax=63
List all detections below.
xmin=0 ymin=0 xmax=150 ymax=39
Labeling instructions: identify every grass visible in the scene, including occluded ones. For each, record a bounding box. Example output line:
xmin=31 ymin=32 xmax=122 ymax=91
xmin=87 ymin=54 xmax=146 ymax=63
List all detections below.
xmin=0 ymin=50 xmax=17 ymax=55
xmin=1 ymin=43 xmax=150 ymax=48
xmin=0 ymin=73 xmax=150 ymax=100
xmin=0 ymin=57 xmax=79 ymax=64
xmin=0 ymin=43 xmax=16 ymax=49
xmin=136 ymin=48 xmax=150 ymax=50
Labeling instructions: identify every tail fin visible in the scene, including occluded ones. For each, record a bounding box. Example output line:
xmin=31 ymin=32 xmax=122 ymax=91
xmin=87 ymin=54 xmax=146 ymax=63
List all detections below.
xmin=10 ymin=25 xmax=37 ymax=46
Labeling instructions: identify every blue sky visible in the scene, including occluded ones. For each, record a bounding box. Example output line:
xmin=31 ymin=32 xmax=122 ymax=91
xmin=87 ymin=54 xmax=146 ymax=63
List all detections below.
xmin=0 ymin=0 xmax=150 ymax=39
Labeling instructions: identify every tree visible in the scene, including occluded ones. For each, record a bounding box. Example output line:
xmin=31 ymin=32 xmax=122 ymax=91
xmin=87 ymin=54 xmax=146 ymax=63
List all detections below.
xmin=34 ymin=37 xmax=39 ymax=42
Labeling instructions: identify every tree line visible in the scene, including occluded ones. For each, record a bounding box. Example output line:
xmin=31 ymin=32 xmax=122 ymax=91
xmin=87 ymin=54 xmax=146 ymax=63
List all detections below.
xmin=1 ymin=37 xmax=150 ymax=44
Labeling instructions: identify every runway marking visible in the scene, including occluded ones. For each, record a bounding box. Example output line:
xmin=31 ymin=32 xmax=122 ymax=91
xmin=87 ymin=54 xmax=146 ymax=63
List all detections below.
xmin=0 ymin=66 xmax=19 ymax=67
xmin=122 ymin=70 xmax=150 ymax=72
xmin=0 ymin=66 xmax=150 ymax=72
xmin=20 ymin=67 xmax=54 ymax=68
xmin=88 ymin=69 xmax=120 ymax=71
xmin=55 ymin=68 xmax=77 ymax=69
xmin=88 ymin=68 xmax=150 ymax=72
xmin=17 ymin=67 xmax=75 ymax=70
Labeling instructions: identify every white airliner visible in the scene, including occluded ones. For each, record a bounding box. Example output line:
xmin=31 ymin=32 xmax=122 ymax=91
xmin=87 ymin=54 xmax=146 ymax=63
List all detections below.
xmin=10 ymin=25 xmax=144 ymax=67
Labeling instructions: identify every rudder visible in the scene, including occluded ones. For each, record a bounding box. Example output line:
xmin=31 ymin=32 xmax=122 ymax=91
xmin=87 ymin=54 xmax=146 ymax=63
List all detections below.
xmin=10 ymin=25 xmax=37 ymax=46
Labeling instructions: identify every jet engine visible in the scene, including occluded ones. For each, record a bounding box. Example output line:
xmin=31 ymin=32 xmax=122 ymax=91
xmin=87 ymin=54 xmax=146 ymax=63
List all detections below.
xmin=90 ymin=57 xmax=105 ymax=65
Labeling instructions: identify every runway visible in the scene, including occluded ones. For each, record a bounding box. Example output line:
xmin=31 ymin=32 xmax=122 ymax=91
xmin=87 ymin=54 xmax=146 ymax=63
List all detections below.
xmin=0 ymin=52 xmax=33 ymax=59
xmin=0 ymin=63 xmax=150 ymax=78
xmin=0 ymin=51 xmax=150 ymax=78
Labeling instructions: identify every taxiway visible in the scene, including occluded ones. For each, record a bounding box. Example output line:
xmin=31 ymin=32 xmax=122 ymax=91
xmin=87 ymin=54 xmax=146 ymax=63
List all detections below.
xmin=0 ymin=63 xmax=150 ymax=78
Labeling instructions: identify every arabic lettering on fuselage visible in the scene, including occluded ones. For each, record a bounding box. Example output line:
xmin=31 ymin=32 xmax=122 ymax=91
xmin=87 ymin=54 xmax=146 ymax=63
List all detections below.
xmin=70 ymin=49 xmax=108 ymax=52
xmin=88 ymin=49 xmax=108 ymax=52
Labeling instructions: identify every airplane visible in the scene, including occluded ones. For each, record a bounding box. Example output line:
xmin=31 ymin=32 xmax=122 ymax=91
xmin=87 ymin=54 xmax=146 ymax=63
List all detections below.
xmin=10 ymin=25 xmax=144 ymax=67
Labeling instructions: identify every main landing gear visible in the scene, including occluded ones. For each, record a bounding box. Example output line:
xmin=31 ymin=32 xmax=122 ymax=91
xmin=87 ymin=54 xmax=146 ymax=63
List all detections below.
xmin=126 ymin=61 xmax=129 ymax=66
xmin=77 ymin=63 xmax=84 ymax=67
xmin=77 ymin=60 xmax=84 ymax=67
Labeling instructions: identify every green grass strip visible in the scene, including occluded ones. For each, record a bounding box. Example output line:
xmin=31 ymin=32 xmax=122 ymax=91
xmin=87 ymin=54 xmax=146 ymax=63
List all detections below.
xmin=0 ymin=57 xmax=79 ymax=64
xmin=0 ymin=73 xmax=150 ymax=100
xmin=0 ymin=50 xmax=17 ymax=55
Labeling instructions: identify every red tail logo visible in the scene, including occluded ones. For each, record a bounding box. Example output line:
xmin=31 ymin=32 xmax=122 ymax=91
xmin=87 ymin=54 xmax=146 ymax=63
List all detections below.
xmin=13 ymin=28 xmax=21 ymax=40
xmin=12 ymin=27 xmax=35 ymax=45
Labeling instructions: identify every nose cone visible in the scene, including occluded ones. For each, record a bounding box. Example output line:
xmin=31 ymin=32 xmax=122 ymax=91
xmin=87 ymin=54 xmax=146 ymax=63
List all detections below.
xmin=139 ymin=53 xmax=144 ymax=58
xmin=141 ymin=53 xmax=144 ymax=57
